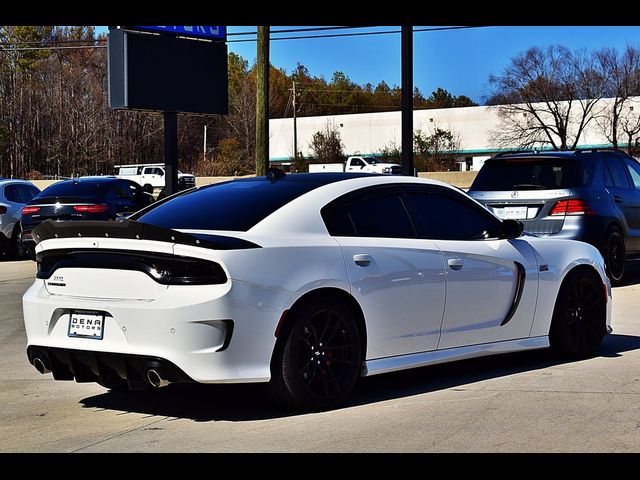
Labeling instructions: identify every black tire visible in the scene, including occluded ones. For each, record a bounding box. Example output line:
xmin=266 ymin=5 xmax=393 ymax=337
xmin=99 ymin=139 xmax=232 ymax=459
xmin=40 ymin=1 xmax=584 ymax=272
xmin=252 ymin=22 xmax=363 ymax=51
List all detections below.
xmin=550 ymin=269 xmax=607 ymax=359
xmin=602 ymin=226 xmax=626 ymax=286
xmin=268 ymin=296 xmax=363 ymax=412
xmin=10 ymin=225 xmax=25 ymax=260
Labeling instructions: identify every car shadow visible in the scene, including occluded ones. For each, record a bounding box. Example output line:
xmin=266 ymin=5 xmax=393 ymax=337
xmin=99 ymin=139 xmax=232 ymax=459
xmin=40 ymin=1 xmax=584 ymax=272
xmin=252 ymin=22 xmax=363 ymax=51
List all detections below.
xmin=79 ymin=333 xmax=640 ymax=422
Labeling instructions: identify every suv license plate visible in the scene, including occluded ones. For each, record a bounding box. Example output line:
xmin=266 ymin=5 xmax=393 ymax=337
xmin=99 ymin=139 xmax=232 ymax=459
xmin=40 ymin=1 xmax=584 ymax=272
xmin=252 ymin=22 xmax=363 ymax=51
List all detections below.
xmin=500 ymin=207 xmax=528 ymax=219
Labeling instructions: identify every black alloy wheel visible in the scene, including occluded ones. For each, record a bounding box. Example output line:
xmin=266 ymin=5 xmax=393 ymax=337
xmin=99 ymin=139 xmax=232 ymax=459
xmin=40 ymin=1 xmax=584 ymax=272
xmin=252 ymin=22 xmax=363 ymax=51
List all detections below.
xmin=604 ymin=227 xmax=625 ymax=286
xmin=269 ymin=296 xmax=363 ymax=411
xmin=11 ymin=226 xmax=25 ymax=260
xmin=550 ymin=270 xmax=607 ymax=359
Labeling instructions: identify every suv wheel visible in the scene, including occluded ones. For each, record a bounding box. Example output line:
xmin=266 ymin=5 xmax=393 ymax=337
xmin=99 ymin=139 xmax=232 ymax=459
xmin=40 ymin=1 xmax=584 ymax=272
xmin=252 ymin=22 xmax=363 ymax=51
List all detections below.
xmin=603 ymin=227 xmax=625 ymax=286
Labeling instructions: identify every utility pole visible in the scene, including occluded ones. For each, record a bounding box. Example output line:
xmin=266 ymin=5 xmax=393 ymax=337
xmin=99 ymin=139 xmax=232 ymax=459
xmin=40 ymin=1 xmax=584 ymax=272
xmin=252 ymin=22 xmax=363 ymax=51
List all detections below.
xmin=401 ymin=25 xmax=414 ymax=176
xmin=203 ymin=124 xmax=207 ymax=159
xmin=255 ymin=26 xmax=270 ymax=176
xmin=292 ymin=80 xmax=298 ymax=163
xmin=164 ymin=112 xmax=178 ymax=195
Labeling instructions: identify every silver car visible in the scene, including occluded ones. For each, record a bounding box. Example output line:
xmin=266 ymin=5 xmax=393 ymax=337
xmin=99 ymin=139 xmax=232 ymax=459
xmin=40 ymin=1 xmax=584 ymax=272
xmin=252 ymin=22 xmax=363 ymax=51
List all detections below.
xmin=0 ymin=179 xmax=40 ymax=258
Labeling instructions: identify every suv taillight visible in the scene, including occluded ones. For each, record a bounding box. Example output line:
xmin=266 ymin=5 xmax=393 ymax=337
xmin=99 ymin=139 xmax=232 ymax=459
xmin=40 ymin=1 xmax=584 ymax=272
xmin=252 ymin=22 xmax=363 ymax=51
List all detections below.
xmin=74 ymin=204 xmax=109 ymax=213
xmin=21 ymin=206 xmax=40 ymax=215
xmin=549 ymin=199 xmax=595 ymax=216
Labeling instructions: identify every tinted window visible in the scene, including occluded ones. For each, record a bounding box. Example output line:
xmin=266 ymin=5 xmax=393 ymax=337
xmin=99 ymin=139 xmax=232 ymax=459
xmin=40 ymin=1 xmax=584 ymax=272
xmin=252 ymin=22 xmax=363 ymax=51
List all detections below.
xmin=38 ymin=181 xmax=109 ymax=198
xmin=624 ymin=158 xmax=640 ymax=189
xmin=115 ymin=181 xmax=134 ymax=199
xmin=404 ymin=187 xmax=501 ymax=240
xmin=4 ymin=184 xmax=21 ymax=203
xmin=351 ymin=159 xmax=365 ymax=167
xmin=471 ymin=158 xmax=576 ymax=191
xmin=136 ymin=177 xmax=332 ymax=231
xmin=604 ymin=158 xmax=630 ymax=189
xmin=24 ymin=185 xmax=40 ymax=201
xmin=575 ymin=158 xmax=597 ymax=187
xmin=323 ymin=188 xmax=414 ymax=238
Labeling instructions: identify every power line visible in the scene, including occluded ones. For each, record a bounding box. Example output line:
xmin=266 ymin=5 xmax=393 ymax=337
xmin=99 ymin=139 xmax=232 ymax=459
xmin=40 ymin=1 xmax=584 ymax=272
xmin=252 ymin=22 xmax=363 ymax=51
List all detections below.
xmin=0 ymin=26 xmax=492 ymax=52
xmin=0 ymin=45 xmax=106 ymax=52
xmin=228 ymin=26 xmax=370 ymax=36
xmin=228 ymin=26 xmax=491 ymax=43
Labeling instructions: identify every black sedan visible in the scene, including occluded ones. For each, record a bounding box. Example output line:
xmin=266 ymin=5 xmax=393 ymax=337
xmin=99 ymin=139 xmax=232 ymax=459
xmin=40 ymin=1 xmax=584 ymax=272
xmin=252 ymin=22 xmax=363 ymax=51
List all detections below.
xmin=21 ymin=177 xmax=153 ymax=258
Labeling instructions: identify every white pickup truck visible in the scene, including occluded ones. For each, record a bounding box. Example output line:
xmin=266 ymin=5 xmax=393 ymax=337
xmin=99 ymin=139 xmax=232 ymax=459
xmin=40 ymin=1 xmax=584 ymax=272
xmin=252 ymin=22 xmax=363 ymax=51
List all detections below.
xmin=114 ymin=163 xmax=196 ymax=192
xmin=308 ymin=156 xmax=402 ymax=175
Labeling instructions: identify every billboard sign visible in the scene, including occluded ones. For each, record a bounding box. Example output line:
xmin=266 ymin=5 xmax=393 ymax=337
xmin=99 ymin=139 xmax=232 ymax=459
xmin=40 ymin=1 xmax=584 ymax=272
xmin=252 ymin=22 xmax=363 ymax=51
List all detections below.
xmin=127 ymin=26 xmax=226 ymax=41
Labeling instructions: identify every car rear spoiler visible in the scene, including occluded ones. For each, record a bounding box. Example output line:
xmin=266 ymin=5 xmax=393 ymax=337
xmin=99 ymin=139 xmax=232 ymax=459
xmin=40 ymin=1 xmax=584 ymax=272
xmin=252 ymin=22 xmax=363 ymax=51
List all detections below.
xmin=32 ymin=219 xmax=260 ymax=251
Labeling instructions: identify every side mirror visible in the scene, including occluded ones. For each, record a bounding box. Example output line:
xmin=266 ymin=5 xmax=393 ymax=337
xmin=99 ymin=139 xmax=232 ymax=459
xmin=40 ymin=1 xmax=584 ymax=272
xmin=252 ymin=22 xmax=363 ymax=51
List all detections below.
xmin=501 ymin=219 xmax=524 ymax=239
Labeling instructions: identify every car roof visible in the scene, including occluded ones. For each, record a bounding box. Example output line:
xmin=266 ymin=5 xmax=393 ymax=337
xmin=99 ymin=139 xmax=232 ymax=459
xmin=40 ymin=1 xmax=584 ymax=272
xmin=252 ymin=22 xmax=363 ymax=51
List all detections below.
xmin=0 ymin=178 xmax=37 ymax=186
xmin=491 ymin=149 xmax=632 ymax=161
xmin=55 ymin=177 xmax=120 ymax=185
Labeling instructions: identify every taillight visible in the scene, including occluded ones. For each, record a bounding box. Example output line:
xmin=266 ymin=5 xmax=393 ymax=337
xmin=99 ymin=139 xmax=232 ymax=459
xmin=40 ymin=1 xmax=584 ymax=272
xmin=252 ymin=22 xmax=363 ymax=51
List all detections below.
xmin=549 ymin=199 xmax=595 ymax=216
xmin=0 ymin=206 xmax=6 ymax=214
xmin=73 ymin=204 xmax=109 ymax=214
xmin=21 ymin=206 xmax=40 ymax=215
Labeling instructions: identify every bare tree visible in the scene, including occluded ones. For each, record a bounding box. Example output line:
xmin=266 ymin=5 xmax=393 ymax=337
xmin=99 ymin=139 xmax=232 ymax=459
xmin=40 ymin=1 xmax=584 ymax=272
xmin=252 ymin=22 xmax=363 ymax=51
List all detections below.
xmin=488 ymin=45 xmax=608 ymax=151
xmin=309 ymin=122 xmax=344 ymax=163
xmin=594 ymin=46 xmax=640 ymax=149
xmin=413 ymin=125 xmax=461 ymax=171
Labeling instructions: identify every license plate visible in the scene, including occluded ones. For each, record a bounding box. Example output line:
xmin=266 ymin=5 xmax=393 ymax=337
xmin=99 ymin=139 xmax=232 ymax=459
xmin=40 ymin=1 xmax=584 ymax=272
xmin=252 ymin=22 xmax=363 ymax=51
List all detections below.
xmin=68 ymin=310 xmax=104 ymax=340
xmin=498 ymin=206 xmax=528 ymax=220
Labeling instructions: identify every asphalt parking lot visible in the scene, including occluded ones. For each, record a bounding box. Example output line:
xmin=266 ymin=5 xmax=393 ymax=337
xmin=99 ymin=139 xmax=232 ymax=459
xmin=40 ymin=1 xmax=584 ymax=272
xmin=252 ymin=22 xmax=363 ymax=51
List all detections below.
xmin=1 ymin=258 xmax=639 ymax=452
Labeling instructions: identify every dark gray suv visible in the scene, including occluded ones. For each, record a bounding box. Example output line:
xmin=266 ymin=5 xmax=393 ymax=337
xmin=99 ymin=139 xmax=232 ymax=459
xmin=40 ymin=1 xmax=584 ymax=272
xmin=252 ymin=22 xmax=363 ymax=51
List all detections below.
xmin=468 ymin=149 xmax=640 ymax=285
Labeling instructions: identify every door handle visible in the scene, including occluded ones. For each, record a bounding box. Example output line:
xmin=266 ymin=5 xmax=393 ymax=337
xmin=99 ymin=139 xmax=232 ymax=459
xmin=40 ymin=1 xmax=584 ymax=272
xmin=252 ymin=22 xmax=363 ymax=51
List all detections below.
xmin=448 ymin=258 xmax=464 ymax=271
xmin=614 ymin=195 xmax=623 ymax=204
xmin=353 ymin=254 xmax=372 ymax=266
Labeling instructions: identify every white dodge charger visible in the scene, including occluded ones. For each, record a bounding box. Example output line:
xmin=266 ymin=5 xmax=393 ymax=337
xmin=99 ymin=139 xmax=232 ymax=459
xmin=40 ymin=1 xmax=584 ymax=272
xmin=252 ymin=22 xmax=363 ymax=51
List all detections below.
xmin=23 ymin=172 xmax=612 ymax=411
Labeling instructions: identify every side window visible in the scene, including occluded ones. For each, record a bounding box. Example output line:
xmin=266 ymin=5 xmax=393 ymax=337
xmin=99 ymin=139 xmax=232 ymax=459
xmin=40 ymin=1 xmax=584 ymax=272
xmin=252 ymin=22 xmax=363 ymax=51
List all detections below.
xmin=351 ymin=159 xmax=364 ymax=167
xmin=404 ymin=187 xmax=502 ymax=240
xmin=605 ymin=159 xmax=631 ymax=189
xmin=143 ymin=167 xmax=154 ymax=175
xmin=24 ymin=186 xmax=40 ymax=202
xmin=624 ymin=158 xmax=640 ymax=189
xmin=4 ymin=184 xmax=20 ymax=203
xmin=322 ymin=188 xmax=415 ymax=238
xmin=115 ymin=182 xmax=133 ymax=199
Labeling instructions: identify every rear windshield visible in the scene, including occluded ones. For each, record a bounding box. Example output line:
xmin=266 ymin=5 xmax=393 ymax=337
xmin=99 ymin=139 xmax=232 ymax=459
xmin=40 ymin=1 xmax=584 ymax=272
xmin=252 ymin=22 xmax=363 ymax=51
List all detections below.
xmin=471 ymin=157 xmax=585 ymax=191
xmin=38 ymin=181 xmax=110 ymax=198
xmin=135 ymin=177 xmax=324 ymax=231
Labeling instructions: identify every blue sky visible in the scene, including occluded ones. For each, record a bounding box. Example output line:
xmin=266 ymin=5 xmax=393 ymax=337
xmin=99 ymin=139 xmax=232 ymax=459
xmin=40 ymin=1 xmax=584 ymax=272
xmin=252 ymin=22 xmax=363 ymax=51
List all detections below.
xmin=96 ymin=26 xmax=640 ymax=104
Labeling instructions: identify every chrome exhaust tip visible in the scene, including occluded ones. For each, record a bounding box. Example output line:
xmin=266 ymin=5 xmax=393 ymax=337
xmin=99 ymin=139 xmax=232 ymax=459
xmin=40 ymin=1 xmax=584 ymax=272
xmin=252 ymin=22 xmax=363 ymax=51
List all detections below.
xmin=146 ymin=369 xmax=170 ymax=388
xmin=33 ymin=357 xmax=51 ymax=374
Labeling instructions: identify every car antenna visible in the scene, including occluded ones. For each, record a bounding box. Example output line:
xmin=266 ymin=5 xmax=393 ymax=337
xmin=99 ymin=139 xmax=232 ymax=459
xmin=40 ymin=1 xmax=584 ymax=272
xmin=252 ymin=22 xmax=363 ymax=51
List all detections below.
xmin=266 ymin=167 xmax=286 ymax=183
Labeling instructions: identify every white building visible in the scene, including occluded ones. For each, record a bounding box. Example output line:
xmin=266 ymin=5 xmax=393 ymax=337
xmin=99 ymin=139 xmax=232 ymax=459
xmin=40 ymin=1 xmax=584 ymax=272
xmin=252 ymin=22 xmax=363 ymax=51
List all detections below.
xmin=269 ymin=98 xmax=634 ymax=171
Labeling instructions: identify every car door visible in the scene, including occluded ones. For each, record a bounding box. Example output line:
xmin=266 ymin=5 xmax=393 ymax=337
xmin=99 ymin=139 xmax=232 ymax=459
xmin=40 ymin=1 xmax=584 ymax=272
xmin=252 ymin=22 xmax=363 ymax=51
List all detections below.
xmin=346 ymin=158 xmax=365 ymax=172
xmin=620 ymin=157 xmax=640 ymax=253
xmin=402 ymin=185 xmax=539 ymax=350
xmin=141 ymin=167 xmax=160 ymax=187
xmin=322 ymin=185 xmax=446 ymax=359
xmin=603 ymin=157 xmax=639 ymax=251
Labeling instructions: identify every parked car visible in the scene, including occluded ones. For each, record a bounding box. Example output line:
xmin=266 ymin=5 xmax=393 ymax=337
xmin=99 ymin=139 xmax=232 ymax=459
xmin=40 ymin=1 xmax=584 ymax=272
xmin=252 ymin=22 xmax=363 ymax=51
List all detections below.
xmin=23 ymin=173 xmax=610 ymax=411
xmin=468 ymin=149 xmax=640 ymax=285
xmin=21 ymin=177 xmax=154 ymax=258
xmin=0 ymin=179 xmax=40 ymax=258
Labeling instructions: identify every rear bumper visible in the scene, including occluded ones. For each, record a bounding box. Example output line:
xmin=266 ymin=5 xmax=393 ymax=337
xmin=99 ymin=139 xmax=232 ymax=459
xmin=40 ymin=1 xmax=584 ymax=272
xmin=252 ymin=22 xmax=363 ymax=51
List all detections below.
xmin=27 ymin=345 xmax=192 ymax=389
xmin=22 ymin=277 xmax=290 ymax=384
xmin=522 ymin=215 xmax=610 ymax=249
